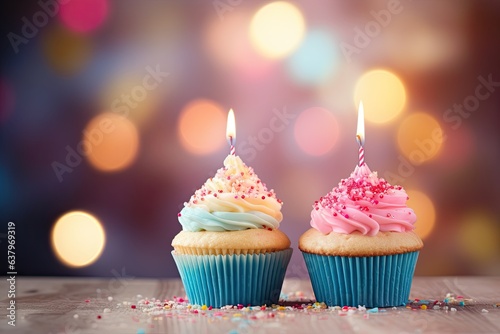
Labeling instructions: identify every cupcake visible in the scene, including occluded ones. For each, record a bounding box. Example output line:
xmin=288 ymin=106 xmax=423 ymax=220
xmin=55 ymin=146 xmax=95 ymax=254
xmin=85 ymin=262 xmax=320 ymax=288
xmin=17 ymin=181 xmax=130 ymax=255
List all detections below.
xmin=299 ymin=163 xmax=423 ymax=307
xmin=172 ymin=154 xmax=292 ymax=307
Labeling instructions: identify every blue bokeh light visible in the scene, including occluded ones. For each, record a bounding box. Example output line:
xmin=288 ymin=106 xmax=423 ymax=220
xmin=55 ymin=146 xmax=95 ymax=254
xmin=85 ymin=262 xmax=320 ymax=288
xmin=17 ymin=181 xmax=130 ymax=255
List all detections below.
xmin=287 ymin=29 xmax=340 ymax=86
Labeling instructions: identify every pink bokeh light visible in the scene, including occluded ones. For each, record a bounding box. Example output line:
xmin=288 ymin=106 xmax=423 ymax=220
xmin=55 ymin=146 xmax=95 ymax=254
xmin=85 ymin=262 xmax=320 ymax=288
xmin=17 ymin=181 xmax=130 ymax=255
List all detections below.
xmin=59 ymin=0 xmax=109 ymax=34
xmin=294 ymin=107 xmax=340 ymax=156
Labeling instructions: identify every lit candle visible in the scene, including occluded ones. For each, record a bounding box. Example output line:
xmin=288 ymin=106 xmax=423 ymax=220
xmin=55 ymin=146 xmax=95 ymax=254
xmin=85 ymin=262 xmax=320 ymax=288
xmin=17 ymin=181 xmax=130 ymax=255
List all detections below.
xmin=356 ymin=101 xmax=365 ymax=167
xmin=226 ymin=109 xmax=236 ymax=155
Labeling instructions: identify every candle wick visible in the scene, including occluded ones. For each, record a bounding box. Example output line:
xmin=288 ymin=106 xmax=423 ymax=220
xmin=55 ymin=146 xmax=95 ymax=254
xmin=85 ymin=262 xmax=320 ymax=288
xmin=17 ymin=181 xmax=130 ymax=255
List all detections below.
xmin=356 ymin=135 xmax=363 ymax=146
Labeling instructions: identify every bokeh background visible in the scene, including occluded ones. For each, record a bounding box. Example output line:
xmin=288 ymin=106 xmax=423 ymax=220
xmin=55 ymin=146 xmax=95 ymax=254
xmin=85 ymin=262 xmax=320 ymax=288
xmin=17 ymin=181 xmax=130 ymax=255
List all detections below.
xmin=1 ymin=0 xmax=499 ymax=278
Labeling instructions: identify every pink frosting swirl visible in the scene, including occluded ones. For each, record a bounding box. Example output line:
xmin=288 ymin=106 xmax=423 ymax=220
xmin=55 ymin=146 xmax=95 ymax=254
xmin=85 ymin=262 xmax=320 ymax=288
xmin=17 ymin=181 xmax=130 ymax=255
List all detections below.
xmin=311 ymin=164 xmax=416 ymax=236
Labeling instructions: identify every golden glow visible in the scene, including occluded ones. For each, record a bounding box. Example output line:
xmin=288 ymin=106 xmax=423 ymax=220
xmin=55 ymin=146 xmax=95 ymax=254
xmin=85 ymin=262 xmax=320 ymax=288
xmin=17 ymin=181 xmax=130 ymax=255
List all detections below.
xmin=51 ymin=211 xmax=106 ymax=267
xmin=353 ymin=70 xmax=406 ymax=124
xmin=294 ymin=107 xmax=340 ymax=156
xmin=178 ymin=99 xmax=226 ymax=155
xmin=42 ymin=25 xmax=92 ymax=75
xmin=397 ymin=112 xmax=444 ymax=165
xmin=407 ymin=190 xmax=436 ymax=240
xmin=458 ymin=210 xmax=499 ymax=263
xmin=226 ymin=109 xmax=236 ymax=142
xmin=249 ymin=2 xmax=305 ymax=59
xmin=84 ymin=112 xmax=139 ymax=172
xmin=356 ymin=101 xmax=365 ymax=145
xmin=99 ymin=72 xmax=161 ymax=127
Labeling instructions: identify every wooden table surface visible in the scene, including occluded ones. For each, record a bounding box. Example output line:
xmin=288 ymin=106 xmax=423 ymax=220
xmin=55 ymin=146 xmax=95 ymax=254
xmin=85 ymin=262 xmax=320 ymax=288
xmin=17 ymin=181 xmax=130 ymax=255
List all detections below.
xmin=1 ymin=276 xmax=499 ymax=333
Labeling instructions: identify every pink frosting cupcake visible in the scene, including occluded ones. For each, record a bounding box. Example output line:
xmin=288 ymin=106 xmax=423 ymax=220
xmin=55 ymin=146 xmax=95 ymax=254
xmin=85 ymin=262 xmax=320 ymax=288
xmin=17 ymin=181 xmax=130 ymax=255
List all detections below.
xmin=299 ymin=163 xmax=423 ymax=307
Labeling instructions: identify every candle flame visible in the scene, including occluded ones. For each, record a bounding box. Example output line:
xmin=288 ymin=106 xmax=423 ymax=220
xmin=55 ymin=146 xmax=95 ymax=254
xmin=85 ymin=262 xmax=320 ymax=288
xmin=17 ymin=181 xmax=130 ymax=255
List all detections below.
xmin=226 ymin=108 xmax=236 ymax=144
xmin=356 ymin=101 xmax=365 ymax=146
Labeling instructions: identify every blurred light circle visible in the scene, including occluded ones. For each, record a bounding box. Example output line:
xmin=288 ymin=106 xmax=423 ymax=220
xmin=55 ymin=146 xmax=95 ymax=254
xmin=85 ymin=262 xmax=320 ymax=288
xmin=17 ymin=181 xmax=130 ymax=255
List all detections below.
xmin=51 ymin=211 xmax=106 ymax=267
xmin=204 ymin=12 xmax=272 ymax=79
xmin=59 ymin=0 xmax=109 ymax=34
xmin=249 ymin=1 xmax=305 ymax=59
xmin=178 ymin=99 xmax=226 ymax=155
xmin=406 ymin=190 xmax=436 ymax=240
xmin=458 ymin=210 xmax=499 ymax=263
xmin=287 ymin=29 xmax=339 ymax=85
xmin=100 ymin=72 xmax=161 ymax=127
xmin=84 ymin=112 xmax=140 ymax=172
xmin=42 ymin=25 xmax=92 ymax=75
xmin=294 ymin=107 xmax=339 ymax=156
xmin=397 ymin=112 xmax=444 ymax=165
xmin=354 ymin=69 xmax=406 ymax=124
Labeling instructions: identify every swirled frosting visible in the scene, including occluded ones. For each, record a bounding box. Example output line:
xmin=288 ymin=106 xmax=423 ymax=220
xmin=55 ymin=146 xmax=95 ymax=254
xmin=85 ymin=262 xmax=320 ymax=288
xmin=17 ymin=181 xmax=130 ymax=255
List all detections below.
xmin=178 ymin=155 xmax=283 ymax=232
xmin=311 ymin=164 xmax=416 ymax=236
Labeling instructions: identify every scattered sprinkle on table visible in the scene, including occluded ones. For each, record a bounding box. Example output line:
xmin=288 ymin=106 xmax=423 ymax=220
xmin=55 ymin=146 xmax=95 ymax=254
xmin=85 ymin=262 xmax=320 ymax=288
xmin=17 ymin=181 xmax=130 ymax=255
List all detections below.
xmin=69 ymin=289 xmax=487 ymax=332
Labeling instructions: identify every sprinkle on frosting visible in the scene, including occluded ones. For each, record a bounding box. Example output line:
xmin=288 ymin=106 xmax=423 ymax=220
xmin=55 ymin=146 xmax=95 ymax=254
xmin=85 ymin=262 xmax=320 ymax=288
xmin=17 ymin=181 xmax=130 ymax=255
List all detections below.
xmin=179 ymin=155 xmax=283 ymax=232
xmin=311 ymin=164 xmax=416 ymax=236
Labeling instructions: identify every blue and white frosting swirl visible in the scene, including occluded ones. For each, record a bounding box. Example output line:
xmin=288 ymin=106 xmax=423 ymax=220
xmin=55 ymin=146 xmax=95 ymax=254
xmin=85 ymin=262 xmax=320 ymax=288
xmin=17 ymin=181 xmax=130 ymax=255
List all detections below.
xmin=178 ymin=155 xmax=283 ymax=232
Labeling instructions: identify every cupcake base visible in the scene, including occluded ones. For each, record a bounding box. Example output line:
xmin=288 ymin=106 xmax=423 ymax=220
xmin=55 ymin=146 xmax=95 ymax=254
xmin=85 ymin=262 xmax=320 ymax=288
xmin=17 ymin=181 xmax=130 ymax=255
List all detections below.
xmin=172 ymin=248 xmax=292 ymax=307
xmin=302 ymin=251 xmax=419 ymax=307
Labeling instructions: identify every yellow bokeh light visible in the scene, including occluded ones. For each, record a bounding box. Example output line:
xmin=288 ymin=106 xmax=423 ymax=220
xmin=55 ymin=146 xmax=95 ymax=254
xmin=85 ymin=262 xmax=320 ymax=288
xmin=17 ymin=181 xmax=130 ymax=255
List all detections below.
xmin=458 ymin=210 xmax=499 ymax=263
xmin=42 ymin=25 xmax=92 ymax=75
xmin=397 ymin=112 xmax=444 ymax=165
xmin=406 ymin=190 xmax=436 ymax=240
xmin=100 ymin=72 xmax=162 ymax=127
xmin=353 ymin=69 xmax=406 ymax=124
xmin=51 ymin=211 xmax=106 ymax=267
xmin=178 ymin=99 xmax=226 ymax=155
xmin=84 ymin=112 xmax=140 ymax=172
xmin=249 ymin=1 xmax=305 ymax=59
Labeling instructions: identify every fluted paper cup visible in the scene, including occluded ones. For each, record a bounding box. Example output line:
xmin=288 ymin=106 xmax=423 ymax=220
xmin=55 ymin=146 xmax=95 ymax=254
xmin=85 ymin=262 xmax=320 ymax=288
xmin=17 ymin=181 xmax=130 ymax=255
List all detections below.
xmin=172 ymin=248 xmax=292 ymax=307
xmin=302 ymin=251 xmax=419 ymax=307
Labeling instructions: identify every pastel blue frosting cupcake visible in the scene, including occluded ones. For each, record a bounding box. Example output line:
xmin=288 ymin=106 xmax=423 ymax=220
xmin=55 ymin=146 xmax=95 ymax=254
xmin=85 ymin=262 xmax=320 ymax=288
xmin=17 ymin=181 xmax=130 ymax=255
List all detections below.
xmin=172 ymin=154 xmax=292 ymax=307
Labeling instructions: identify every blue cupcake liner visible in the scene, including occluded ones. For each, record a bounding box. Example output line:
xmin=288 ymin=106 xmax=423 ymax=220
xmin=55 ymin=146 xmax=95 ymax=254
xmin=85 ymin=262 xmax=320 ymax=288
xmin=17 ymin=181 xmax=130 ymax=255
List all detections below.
xmin=172 ymin=248 xmax=292 ymax=307
xmin=302 ymin=251 xmax=419 ymax=307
